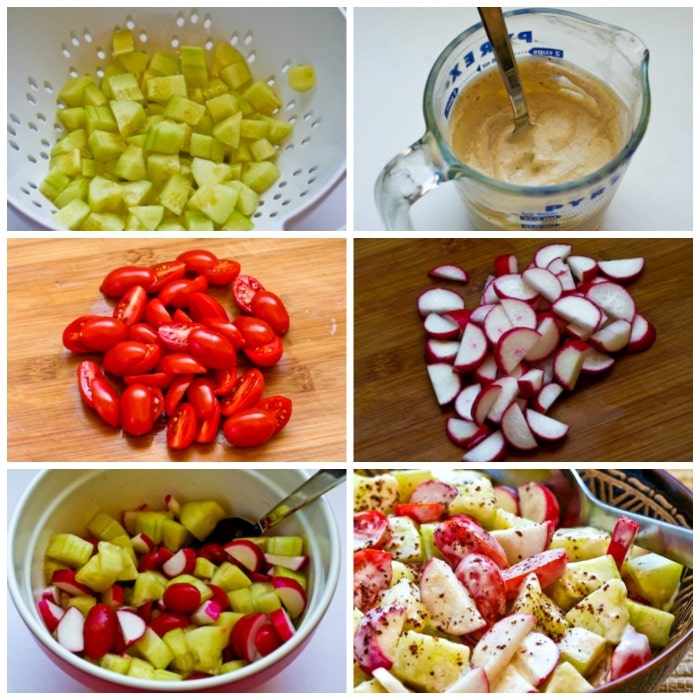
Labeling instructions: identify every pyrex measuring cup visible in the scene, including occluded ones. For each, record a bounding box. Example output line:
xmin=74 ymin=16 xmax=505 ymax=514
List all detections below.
xmin=375 ymin=9 xmax=650 ymax=231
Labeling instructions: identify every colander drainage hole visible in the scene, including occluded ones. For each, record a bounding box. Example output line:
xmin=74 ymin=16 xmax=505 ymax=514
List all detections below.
xmin=9 ymin=140 xmax=19 ymax=151
xmin=28 ymin=77 xmax=38 ymax=90
xmin=83 ymin=29 xmax=93 ymax=43
xmin=176 ymin=13 xmax=186 ymax=27
xmin=8 ymin=125 xmax=16 ymax=136
xmin=43 ymin=81 xmax=54 ymax=93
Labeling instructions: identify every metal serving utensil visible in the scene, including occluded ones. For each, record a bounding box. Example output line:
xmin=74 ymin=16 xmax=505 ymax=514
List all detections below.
xmin=478 ymin=7 xmax=532 ymax=133
xmin=482 ymin=468 xmax=693 ymax=569
xmin=201 ymin=469 xmax=346 ymax=544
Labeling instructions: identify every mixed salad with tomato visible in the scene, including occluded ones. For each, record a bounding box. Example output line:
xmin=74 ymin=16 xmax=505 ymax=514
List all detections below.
xmin=353 ymin=469 xmax=683 ymax=693
xmin=63 ymin=248 xmax=291 ymax=450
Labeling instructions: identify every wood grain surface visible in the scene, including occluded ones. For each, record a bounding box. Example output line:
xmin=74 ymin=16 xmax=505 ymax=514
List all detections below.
xmin=354 ymin=238 xmax=692 ymax=462
xmin=8 ymin=237 xmax=346 ymax=462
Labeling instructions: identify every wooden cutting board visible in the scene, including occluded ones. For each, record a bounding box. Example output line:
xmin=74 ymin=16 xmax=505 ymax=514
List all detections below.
xmin=8 ymin=237 xmax=346 ymax=462
xmin=355 ymin=238 xmax=692 ymax=462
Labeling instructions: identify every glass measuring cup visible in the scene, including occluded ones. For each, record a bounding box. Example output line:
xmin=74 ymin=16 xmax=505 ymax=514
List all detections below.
xmin=375 ymin=9 xmax=650 ymax=231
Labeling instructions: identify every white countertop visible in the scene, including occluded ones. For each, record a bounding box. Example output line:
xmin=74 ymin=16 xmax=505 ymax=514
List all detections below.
xmin=354 ymin=7 xmax=692 ymax=231
xmin=7 ymin=469 xmax=348 ymax=692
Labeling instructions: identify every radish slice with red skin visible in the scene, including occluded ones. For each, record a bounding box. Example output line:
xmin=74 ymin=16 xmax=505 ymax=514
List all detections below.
xmin=428 ymin=263 xmax=469 ymax=283
xmin=270 ymin=607 xmax=296 ymax=641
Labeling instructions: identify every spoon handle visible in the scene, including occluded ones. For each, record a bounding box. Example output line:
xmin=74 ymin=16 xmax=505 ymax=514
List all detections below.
xmin=258 ymin=469 xmax=346 ymax=532
xmin=478 ymin=7 xmax=530 ymax=129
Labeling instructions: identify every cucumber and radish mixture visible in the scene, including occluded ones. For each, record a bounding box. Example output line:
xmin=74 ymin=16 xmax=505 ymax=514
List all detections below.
xmin=63 ymin=248 xmax=291 ymax=451
xmin=420 ymin=243 xmax=656 ymax=461
xmin=43 ymin=28 xmax=315 ymax=231
xmin=353 ymin=469 xmax=683 ymax=692
xmin=39 ymin=495 xmax=310 ymax=680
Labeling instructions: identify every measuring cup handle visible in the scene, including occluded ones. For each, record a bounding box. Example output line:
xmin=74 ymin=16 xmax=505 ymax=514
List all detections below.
xmin=374 ymin=133 xmax=445 ymax=230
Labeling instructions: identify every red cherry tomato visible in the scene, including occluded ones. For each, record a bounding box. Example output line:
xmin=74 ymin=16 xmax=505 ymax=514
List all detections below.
xmin=176 ymin=249 xmax=219 ymax=274
xmin=123 ymin=372 xmax=173 ymax=390
xmin=84 ymin=603 xmax=118 ymax=659
xmin=167 ymin=402 xmax=197 ymax=450
xmin=147 ymin=260 xmax=187 ymax=293
xmin=187 ymin=377 xmax=217 ymax=420
xmin=256 ymin=395 xmax=292 ymax=435
xmin=194 ymin=400 xmax=221 ymax=444
xmin=187 ymin=327 xmax=236 ymax=370
xmin=103 ymin=341 xmax=161 ymax=376
xmin=232 ymin=274 xmax=264 ymax=313
xmin=187 ymin=291 xmax=230 ymax=323
xmin=158 ymin=352 xmax=208 ymax=376
xmin=63 ymin=315 xmax=101 ymax=353
xmin=158 ymin=278 xmax=195 ymax=308
xmin=100 ymin=265 xmax=155 ymax=298
xmin=250 ymin=290 xmax=290 ymax=335
xmin=145 ymin=297 xmax=173 ymax=328
xmin=128 ymin=322 xmax=161 ymax=345
xmin=77 ymin=359 xmax=103 ymax=409
xmin=212 ymin=365 xmax=238 ymax=396
xmin=79 ymin=316 xmax=129 ymax=352
xmin=202 ymin=320 xmax=245 ymax=350
xmin=233 ymin=316 xmax=275 ymax=348
xmin=121 ymin=384 xmax=156 ymax=436
xmin=204 ymin=258 xmax=241 ymax=286
xmin=113 ymin=285 xmax=148 ymax=326
xmin=165 ymin=376 xmax=192 ymax=416
xmin=162 ymin=582 xmax=201 ymax=614
xmin=244 ymin=334 xmax=284 ymax=367
xmin=222 ymin=409 xmax=277 ymax=447
xmin=91 ymin=377 xmax=121 ymax=428
xmin=220 ymin=368 xmax=265 ymax=417
xmin=157 ymin=323 xmax=201 ymax=352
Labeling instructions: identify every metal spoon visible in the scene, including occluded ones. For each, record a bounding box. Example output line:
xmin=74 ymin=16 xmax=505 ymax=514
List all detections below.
xmin=201 ymin=469 xmax=346 ymax=544
xmin=482 ymin=468 xmax=693 ymax=569
xmin=478 ymin=7 xmax=531 ymax=132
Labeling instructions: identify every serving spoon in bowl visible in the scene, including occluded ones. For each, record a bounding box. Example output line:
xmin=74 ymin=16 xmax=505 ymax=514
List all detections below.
xmin=200 ymin=469 xmax=346 ymax=545
xmin=478 ymin=7 xmax=531 ymax=133
xmin=482 ymin=468 xmax=693 ymax=569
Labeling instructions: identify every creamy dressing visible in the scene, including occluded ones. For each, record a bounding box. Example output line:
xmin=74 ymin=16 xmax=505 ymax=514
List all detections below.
xmin=449 ymin=59 xmax=629 ymax=186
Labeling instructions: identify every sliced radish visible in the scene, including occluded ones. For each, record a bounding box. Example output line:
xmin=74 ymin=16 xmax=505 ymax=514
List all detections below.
xmin=417 ymin=287 xmax=465 ymax=317
xmin=453 ymin=322 xmax=488 ymax=373
xmin=191 ymin=599 xmax=222 ymax=625
xmin=224 ymin=539 xmax=265 ymax=573
xmin=533 ymin=382 xmax=564 ymax=413
xmin=546 ymin=257 xmax=576 ymax=292
xmin=263 ymin=553 xmax=309 ymax=571
xmin=462 ymin=429 xmax=506 ymax=462
xmin=272 ymin=576 xmax=307 ymax=619
xmin=484 ymin=303 xmax=513 ymax=346
xmin=501 ymin=402 xmax=538 ymax=451
xmin=116 ymin=608 xmax=147 ymax=646
xmin=472 ymin=383 xmax=502 ymax=424
xmin=494 ymin=253 xmax=518 ymax=275
xmin=525 ymin=409 xmax=569 ymax=442
xmin=38 ymin=598 xmax=65 ymax=633
xmin=425 ymin=338 xmax=460 ymax=363
xmin=427 ymin=362 xmax=461 ymax=406
xmin=585 ymin=281 xmax=636 ymax=323
xmin=428 ymin=263 xmax=469 ymax=283
xmin=51 ymin=569 xmax=93 ymax=597
xmin=486 ymin=376 xmax=519 ymax=425
xmin=454 ymin=383 xmax=482 ymax=421
xmin=446 ymin=417 xmax=490 ymax=449
xmin=231 ymin=612 xmax=268 ymax=662
xmin=553 ymin=340 xmax=589 ymax=390
xmin=522 ymin=267 xmax=563 ymax=303
xmin=56 ymin=606 xmax=85 ymax=653
xmin=533 ymin=242 xmax=572 ymax=268
xmin=162 ymin=546 xmax=196 ymax=578
xmin=590 ymin=319 xmax=632 ymax=353
xmin=566 ymin=254 xmax=598 ymax=285
xmin=270 ymin=606 xmax=296 ymax=642
xmin=494 ymin=327 xmax=541 ymax=374
xmin=493 ymin=274 xmax=538 ymax=302
xmin=551 ymin=295 xmax=602 ymax=335
xmin=627 ymin=313 xmax=656 ymax=353
xmin=581 ymin=348 xmax=616 ymax=375
xmin=597 ymin=257 xmax=645 ymax=283
xmin=423 ymin=312 xmax=460 ymax=339
xmin=500 ymin=298 xmax=537 ymax=329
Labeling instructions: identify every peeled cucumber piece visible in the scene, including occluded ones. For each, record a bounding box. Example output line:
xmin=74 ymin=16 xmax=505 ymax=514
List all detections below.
xmin=48 ymin=28 xmax=294 ymax=230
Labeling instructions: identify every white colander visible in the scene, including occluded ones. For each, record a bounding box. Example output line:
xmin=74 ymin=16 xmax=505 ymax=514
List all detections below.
xmin=7 ymin=7 xmax=346 ymax=231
